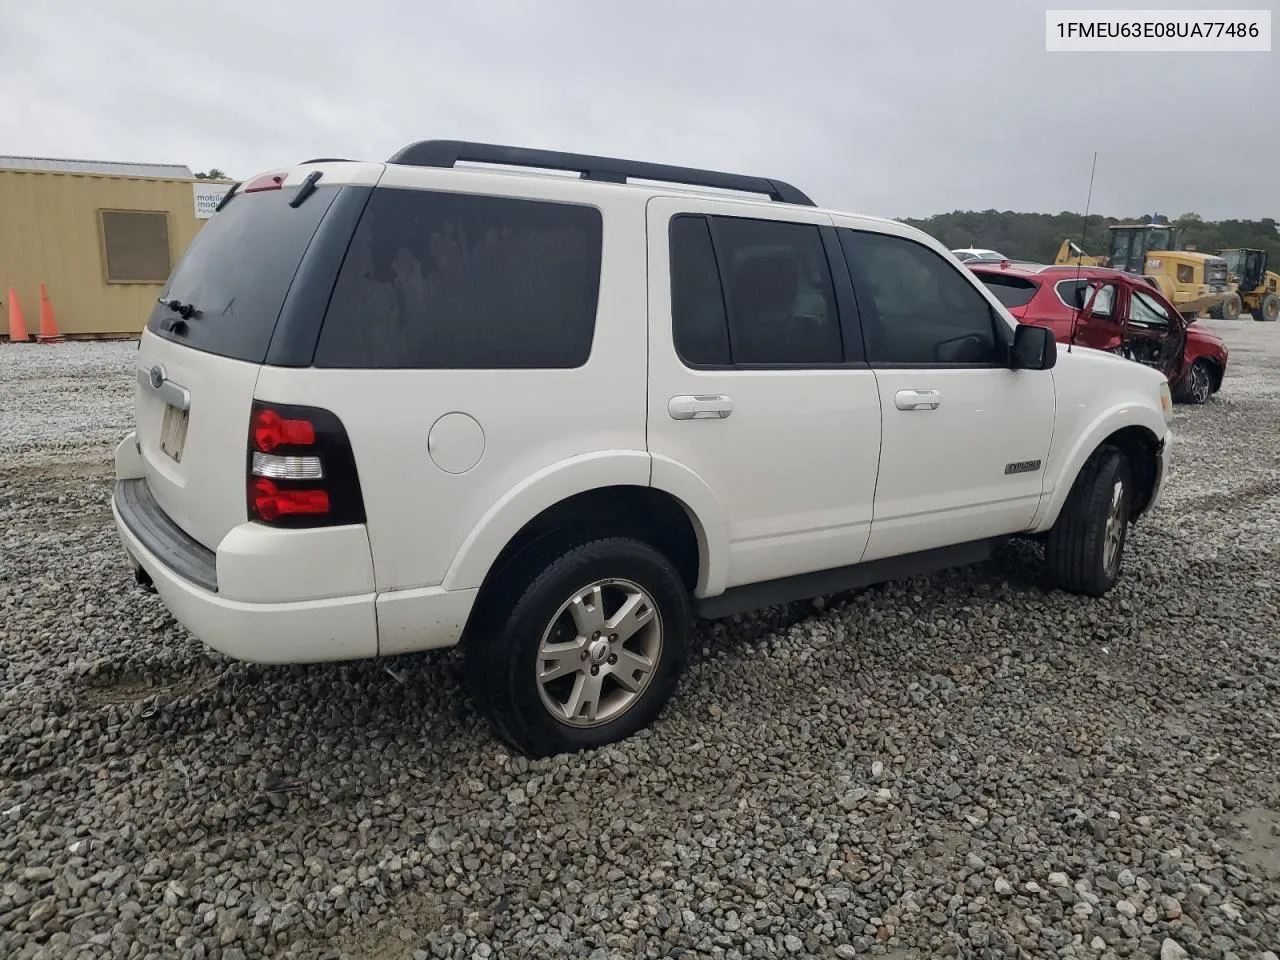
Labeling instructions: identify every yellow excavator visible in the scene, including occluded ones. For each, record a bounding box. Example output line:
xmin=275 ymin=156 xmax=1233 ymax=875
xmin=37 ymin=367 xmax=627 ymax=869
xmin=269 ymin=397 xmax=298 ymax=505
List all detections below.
xmin=1054 ymin=216 xmax=1231 ymax=319
xmin=1215 ymin=248 xmax=1280 ymax=322
xmin=1106 ymin=218 xmax=1231 ymax=319
xmin=1053 ymin=238 xmax=1108 ymax=267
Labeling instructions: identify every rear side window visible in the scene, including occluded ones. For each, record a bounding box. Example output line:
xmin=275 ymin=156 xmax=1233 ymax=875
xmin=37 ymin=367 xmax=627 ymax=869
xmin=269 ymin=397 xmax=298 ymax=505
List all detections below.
xmin=669 ymin=214 xmax=843 ymax=366
xmin=1056 ymin=279 xmax=1117 ymax=318
xmin=977 ymin=273 xmax=1040 ymax=308
xmin=669 ymin=216 xmax=731 ymax=364
xmin=147 ymin=185 xmax=339 ymax=363
xmin=313 ymin=188 xmax=603 ymax=369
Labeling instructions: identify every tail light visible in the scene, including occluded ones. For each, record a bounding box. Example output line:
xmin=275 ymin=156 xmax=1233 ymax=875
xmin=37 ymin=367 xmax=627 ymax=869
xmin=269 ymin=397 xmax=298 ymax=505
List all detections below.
xmin=246 ymin=401 xmax=365 ymax=528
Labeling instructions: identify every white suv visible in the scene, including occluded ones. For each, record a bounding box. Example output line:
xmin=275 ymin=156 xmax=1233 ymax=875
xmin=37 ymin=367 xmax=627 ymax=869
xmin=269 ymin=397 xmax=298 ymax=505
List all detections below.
xmin=112 ymin=140 xmax=1173 ymax=756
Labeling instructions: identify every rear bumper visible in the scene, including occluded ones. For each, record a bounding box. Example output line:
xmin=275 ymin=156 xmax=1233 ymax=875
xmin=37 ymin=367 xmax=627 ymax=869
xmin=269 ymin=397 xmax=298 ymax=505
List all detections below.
xmin=113 ymin=491 xmax=379 ymax=665
xmin=112 ymin=432 xmax=477 ymax=663
xmin=112 ymin=431 xmax=379 ymax=664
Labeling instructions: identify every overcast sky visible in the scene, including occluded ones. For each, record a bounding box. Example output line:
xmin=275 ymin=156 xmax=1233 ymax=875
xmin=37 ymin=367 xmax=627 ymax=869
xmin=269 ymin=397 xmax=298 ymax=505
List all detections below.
xmin=3 ymin=0 xmax=1275 ymax=221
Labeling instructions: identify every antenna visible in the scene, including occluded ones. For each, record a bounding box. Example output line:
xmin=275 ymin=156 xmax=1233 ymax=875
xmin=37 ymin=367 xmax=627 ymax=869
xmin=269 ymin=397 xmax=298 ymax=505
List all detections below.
xmin=1067 ymin=151 xmax=1098 ymax=354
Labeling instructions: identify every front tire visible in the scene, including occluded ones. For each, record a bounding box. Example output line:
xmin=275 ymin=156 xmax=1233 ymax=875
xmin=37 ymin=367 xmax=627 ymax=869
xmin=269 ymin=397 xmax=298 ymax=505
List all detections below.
xmin=1253 ymin=292 xmax=1279 ymax=322
xmin=1210 ymin=293 xmax=1242 ymax=321
xmin=1044 ymin=447 xmax=1132 ymax=597
xmin=1175 ymin=358 xmax=1215 ymax=405
xmin=465 ymin=537 xmax=691 ymax=757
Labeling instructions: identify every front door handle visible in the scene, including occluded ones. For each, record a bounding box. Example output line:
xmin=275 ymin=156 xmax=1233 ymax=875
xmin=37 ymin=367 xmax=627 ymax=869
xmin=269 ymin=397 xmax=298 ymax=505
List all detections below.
xmin=669 ymin=395 xmax=733 ymax=420
xmin=894 ymin=389 xmax=941 ymax=411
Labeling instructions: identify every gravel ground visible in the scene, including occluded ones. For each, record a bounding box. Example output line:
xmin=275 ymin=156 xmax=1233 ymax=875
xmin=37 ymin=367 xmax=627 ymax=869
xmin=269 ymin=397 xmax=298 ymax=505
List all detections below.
xmin=1 ymin=323 xmax=1278 ymax=960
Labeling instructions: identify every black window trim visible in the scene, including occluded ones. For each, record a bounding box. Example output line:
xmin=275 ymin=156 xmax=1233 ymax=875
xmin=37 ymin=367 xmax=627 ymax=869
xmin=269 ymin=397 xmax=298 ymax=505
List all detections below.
xmin=837 ymin=227 xmax=1014 ymax=371
xmin=668 ymin=212 xmax=869 ymax=372
xmin=271 ymin=185 xmax=375 ymax=367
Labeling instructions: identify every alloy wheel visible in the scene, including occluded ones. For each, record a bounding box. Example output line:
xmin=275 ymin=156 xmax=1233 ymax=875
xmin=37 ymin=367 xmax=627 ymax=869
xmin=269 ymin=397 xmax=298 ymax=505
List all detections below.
xmin=1102 ymin=479 xmax=1127 ymax=576
xmin=1190 ymin=363 xmax=1211 ymax=404
xmin=535 ymin=578 xmax=663 ymax=727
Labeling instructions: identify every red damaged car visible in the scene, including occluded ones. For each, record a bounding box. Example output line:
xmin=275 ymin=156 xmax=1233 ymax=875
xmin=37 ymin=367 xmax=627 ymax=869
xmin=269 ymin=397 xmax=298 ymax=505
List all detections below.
xmin=969 ymin=262 xmax=1229 ymax=405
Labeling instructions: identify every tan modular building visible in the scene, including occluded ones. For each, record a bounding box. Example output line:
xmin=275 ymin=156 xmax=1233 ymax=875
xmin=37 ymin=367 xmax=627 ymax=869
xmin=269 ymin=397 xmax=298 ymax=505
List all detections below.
xmin=0 ymin=157 xmax=233 ymax=339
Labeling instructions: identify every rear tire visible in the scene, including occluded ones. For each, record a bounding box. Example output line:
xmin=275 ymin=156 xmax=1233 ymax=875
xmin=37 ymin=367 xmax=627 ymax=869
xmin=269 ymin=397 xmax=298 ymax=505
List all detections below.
xmin=1044 ymin=447 xmax=1132 ymax=597
xmin=465 ymin=536 xmax=691 ymax=757
xmin=1253 ymin=292 xmax=1279 ymax=322
xmin=1174 ymin=358 xmax=1215 ymax=405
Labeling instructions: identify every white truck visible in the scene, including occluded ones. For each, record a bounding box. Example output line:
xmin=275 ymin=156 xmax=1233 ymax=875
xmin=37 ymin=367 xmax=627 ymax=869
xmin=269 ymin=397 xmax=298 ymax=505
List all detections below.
xmin=112 ymin=140 xmax=1173 ymax=756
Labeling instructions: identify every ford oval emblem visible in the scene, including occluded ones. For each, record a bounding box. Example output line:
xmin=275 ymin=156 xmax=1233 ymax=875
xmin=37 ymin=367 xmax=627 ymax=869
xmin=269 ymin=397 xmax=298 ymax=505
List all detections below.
xmin=149 ymin=364 xmax=166 ymax=390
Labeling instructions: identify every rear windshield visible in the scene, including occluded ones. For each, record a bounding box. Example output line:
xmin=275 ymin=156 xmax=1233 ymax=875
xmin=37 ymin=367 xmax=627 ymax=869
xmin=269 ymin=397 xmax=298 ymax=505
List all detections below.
xmin=146 ymin=184 xmax=339 ymax=363
xmin=977 ymin=273 xmax=1039 ymax=308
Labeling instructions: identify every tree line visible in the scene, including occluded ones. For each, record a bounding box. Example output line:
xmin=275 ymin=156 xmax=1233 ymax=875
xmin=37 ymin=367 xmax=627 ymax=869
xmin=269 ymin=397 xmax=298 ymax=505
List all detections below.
xmin=901 ymin=210 xmax=1280 ymax=267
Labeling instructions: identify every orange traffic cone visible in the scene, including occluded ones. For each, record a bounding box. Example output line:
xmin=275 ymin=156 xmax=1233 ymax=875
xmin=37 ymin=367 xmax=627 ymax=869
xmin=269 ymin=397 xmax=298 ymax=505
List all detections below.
xmin=6 ymin=288 xmax=30 ymax=342
xmin=36 ymin=283 xmax=65 ymax=343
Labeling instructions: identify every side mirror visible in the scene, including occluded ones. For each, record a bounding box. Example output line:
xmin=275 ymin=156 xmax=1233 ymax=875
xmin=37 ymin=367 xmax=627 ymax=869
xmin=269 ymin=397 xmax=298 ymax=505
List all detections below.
xmin=1011 ymin=323 xmax=1057 ymax=370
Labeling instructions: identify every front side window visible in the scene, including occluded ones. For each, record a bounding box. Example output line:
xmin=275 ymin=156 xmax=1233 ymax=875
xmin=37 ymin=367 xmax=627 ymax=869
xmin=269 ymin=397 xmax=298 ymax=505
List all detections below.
xmin=668 ymin=215 xmax=843 ymax=366
xmin=315 ymin=188 xmax=603 ymax=369
xmin=1130 ymin=290 xmax=1173 ymax=329
xmin=840 ymin=230 xmax=1002 ymax=365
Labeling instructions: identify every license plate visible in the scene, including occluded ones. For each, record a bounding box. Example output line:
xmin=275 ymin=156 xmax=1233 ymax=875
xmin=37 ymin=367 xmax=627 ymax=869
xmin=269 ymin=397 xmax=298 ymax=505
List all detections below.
xmin=160 ymin=404 xmax=189 ymax=462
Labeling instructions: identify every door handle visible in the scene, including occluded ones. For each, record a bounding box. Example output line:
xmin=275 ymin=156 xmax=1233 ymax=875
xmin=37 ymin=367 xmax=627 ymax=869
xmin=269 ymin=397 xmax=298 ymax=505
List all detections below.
xmin=669 ymin=395 xmax=733 ymax=420
xmin=894 ymin=389 xmax=941 ymax=411
xmin=136 ymin=365 xmax=191 ymax=411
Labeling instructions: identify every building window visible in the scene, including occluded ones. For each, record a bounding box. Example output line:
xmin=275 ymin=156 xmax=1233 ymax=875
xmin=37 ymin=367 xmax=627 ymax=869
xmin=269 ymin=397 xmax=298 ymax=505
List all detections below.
xmin=100 ymin=210 xmax=171 ymax=283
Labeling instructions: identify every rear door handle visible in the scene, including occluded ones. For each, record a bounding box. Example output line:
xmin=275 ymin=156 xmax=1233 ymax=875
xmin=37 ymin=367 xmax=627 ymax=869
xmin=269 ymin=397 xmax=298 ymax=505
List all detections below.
xmin=669 ymin=395 xmax=733 ymax=420
xmin=894 ymin=389 xmax=941 ymax=411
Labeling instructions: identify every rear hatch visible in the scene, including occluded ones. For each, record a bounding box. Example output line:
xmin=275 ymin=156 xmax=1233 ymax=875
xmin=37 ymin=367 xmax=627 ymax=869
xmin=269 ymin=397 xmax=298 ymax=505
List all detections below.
xmin=134 ymin=170 xmax=356 ymax=551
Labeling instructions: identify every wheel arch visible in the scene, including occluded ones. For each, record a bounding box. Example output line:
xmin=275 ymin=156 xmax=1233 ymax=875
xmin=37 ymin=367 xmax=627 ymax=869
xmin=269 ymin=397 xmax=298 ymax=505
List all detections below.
xmin=1035 ymin=408 xmax=1166 ymax=531
xmin=442 ymin=451 xmax=729 ymax=600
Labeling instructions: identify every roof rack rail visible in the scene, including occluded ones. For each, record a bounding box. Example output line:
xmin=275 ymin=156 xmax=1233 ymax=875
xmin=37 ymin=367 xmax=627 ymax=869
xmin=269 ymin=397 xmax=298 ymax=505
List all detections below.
xmin=386 ymin=139 xmax=815 ymax=206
